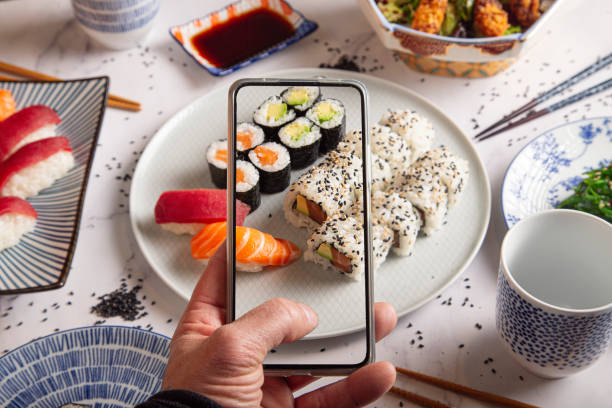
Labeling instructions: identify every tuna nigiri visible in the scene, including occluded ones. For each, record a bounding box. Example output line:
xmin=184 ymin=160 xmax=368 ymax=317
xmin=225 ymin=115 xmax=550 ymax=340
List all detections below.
xmin=0 ymin=196 xmax=37 ymax=252
xmin=0 ymin=105 xmax=61 ymax=162
xmin=191 ymin=221 xmax=301 ymax=272
xmin=154 ymin=189 xmax=251 ymax=235
xmin=0 ymin=90 xmax=16 ymax=123
xmin=0 ymin=136 xmax=74 ymax=199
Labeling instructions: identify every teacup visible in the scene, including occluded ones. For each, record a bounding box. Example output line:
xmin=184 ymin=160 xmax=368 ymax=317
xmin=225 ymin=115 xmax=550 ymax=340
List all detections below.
xmin=496 ymin=209 xmax=612 ymax=378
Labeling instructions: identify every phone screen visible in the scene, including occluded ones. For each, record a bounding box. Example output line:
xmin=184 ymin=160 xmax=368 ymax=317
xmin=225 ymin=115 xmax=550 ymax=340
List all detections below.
xmin=227 ymin=79 xmax=373 ymax=372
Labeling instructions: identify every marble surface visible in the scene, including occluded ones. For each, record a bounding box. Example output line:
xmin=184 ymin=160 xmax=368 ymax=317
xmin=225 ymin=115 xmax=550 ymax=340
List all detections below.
xmin=0 ymin=0 xmax=611 ymax=406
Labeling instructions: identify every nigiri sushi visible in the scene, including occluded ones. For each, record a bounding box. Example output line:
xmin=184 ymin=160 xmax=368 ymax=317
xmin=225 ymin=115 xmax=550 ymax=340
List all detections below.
xmin=191 ymin=222 xmax=301 ymax=272
xmin=154 ymin=189 xmax=251 ymax=235
xmin=0 ymin=89 xmax=16 ymax=122
xmin=0 ymin=196 xmax=37 ymax=252
xmin=0 ymin=136 xmax=74 ymax=199
xmin=0 ymin=105 xmax=61 ymax=162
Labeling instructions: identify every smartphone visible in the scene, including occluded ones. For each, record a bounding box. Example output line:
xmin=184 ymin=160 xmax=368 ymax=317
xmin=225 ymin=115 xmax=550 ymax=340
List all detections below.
xmin=227 ymin=78 xmax=373 ymax=375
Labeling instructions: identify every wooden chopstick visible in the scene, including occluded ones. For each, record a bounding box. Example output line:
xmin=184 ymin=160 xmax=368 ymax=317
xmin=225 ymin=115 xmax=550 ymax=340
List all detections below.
xmin=394 ymin=367 xmax=540 ymax=408
xmin=474 ymin=52 xmax=612 ymax=139
xmin=0 ymin=61 xmax=140 ymax=111
xmin=390 ymin=387 xmax=452 ymax=408
xmin=477 ymin=77 xmax=612 ymax=141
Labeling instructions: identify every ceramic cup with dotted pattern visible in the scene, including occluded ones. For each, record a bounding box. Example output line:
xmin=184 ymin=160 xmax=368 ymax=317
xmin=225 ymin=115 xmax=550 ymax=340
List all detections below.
xmin=496 ymin=209 xmax=612 ymax=378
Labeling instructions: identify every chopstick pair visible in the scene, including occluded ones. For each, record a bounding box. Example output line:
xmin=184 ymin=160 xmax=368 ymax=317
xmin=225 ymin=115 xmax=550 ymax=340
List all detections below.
xmin=0 ymin=61 xmax=140 ymax=112
xmin=475 ymin=52 xmax=612 ymax=142
xmin=390 ymin=366 xmax=539 ymax=408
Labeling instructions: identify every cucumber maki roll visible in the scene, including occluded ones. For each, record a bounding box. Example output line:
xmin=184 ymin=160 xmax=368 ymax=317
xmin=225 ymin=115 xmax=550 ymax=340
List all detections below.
xmin=236 ymin=122 xmax=265 ymax=160
xmin=306 ymin=98 xmax=346 ymax=154
xmin=206 ymin=139 xmax=228 ymax=188
xmin=281 ymin=86 xmax=321 ymax=116
xmin=278 ymin=117 xmax=321 ymax=169
xmin=236 ymin=160 xmax=260 ymax=212
xmin=248 ymin=142 xmax=291 ymax=194
xmin=253 ymin=96 xmax=296 ymax=143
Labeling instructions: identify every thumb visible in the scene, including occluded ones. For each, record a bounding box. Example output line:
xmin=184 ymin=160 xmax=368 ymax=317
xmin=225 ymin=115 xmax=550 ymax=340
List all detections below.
xmin=208 ymin=297 xmax=318 ymax=367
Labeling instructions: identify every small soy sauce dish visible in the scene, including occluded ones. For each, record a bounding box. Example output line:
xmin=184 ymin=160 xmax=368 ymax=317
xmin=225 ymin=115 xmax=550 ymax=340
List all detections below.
xmin=496 ymin=209 xmax=612 ymax=378
xmin=169 ymin=0 xmax=318 ymax=76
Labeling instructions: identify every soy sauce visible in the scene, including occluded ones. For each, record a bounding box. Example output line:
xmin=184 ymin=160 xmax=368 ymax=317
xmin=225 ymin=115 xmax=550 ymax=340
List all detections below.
xmin=191 ymin=8 xmax=296 ymax=69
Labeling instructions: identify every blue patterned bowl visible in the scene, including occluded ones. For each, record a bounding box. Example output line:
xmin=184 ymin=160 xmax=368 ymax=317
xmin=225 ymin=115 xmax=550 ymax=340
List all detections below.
xmin=0 ymin=78 xmax=108 ymax=295
xmin=0 ymin=326 xmax=170 ymax=408
xmin=496 ymin=209 xmax=612 ymax=378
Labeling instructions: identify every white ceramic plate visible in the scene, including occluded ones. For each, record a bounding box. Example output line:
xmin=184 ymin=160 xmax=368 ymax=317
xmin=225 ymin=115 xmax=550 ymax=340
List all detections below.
xmin=130 ymin=68 xmax=490 ymax=338
xmin=502 ymin=117 xmax=612 ymax=228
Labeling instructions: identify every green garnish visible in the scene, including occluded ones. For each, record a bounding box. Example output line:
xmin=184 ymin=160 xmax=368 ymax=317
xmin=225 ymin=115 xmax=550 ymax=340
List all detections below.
xmin=504 ymin=25 xmax=522 ymax=35
xmin=558 ymin=163 xmax=612 ymax=223
xmin=377 ymin=0 xmax=419 ymax=25
xmin=456 ymin=0 xmax=474 ymax=22
xmin=441 ymin=2 xmax=458 ymax=36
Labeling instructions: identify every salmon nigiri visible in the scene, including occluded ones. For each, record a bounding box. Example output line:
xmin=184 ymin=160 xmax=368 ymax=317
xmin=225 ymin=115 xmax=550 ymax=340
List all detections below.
xmin=0 ymin=90 xmax=16 ymax=122
xmin=191 ymin=221 xmax=301 ymax=272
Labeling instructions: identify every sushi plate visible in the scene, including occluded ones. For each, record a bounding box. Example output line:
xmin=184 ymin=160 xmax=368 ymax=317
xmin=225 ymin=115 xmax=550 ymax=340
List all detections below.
xmin=0 ymin=78 xmax=109 ymax=295
xmin=502 ymin=116 xmax=612 ymax=228
xmin=130 ymin=68 xmax=491 ymax=339
xmin=0 ymin=325 xmax=170 ymax=407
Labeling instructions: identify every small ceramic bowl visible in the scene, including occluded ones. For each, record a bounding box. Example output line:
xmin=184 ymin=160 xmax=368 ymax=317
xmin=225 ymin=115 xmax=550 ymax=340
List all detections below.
xmin=357 ymin=0 xmax=566 ymax=78
xmin=170 ymin=0 xmax=318 ymax=76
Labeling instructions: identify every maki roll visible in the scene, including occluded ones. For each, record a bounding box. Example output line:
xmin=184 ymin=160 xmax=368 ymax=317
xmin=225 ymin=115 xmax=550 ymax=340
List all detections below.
xmin=337 ymin=135 xmax=392 ymax=192
xmin=236 ymin=122 xmax=265 ymax=160
xmin=253 ymin=96 xmax=296 ymax=142
xmin=379 ymin=108 xmax=435 ymax=162
xmin=206 ymin=140 xmax=228 ymax=188
xmin=278 ymin=117 xmax=321 ymax=169
xmin=371 ymin=190 xmax=422 ymax=257
xmin=306 ymin=98 xmax=346 ymax=154
xmin=318 ymin=150 xmax=363 ymax=198
xmin=0 ymin=196 xmax=37 ymax=252
xmin=248 ymin=142 xmax=291 ymax=194
xmin=236 ymin=160 xmax=260 ymax=212
xmin=370 ymin=124 xmax=412 ymax=176
xmin=281 ymin=86 xmax=321 ymax=116
xmin=0 ymin=136 xmax=74 ymax=199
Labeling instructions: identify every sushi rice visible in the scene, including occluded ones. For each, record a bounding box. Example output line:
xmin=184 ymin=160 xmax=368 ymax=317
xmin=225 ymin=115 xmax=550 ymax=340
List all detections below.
xmin=379 ymin=108 xmax=435 ymax=162
xmin=369 ymin=124 xmax=412 ymax=177
xmin=337 ymin=138 xmax=392 ymax=192
xmin=236 ymin=160 xmax=260 ymax=211
xmin=371 ymin=190 xmax=422 ymax=257
xmin=236 ymin=122 xmax=265 ymax=157
xmin=4 ymin=124 xmax=57 ymax=161
xmin=0 ymin=197 xmax=37 ymax=252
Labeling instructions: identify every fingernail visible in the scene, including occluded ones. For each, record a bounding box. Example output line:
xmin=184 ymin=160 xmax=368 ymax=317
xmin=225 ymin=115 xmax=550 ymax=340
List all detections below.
xmin=299 ymin=303 xmax=318 ymax=326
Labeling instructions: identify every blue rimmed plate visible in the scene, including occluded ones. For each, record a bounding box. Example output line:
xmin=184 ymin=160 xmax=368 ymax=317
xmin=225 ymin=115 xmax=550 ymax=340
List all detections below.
xmin=0 ymin=326 xmax=170 ymax=408
xmin=502 ymin=117 xmax=612 ymax=228
xmin=0 ymin=78 xmax=109 ymax=294
xmin=169 ymin=0 xmax=318 ymax=76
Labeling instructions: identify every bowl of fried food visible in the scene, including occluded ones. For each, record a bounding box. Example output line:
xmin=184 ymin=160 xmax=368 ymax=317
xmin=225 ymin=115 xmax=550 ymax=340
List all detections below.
xmin=358 ymin=0 xmax=565 ymax=77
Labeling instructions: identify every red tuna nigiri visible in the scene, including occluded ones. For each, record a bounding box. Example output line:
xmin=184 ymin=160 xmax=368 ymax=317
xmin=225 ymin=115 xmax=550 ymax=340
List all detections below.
xmin=191 ymin=222 xmax=301 ymax=272
xmin=0 ymin=196 xmax=37 ymax=252
xmin=0 ymin=105 xmax=61 ymax=162
xmin=154 ymin=189 xmax=251 ymax=235
xmin=0 ymin=136 xmax=74 ymax=199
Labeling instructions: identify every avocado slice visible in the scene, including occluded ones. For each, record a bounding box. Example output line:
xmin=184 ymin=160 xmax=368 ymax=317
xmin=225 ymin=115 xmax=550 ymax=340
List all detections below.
xmin=286 ymin=122 xmax=309 ymax=143
xmin=286 ymin=88 xmax=309 ymax=106
xmin=315 ymin=102 xmax=336 ymax=123
xmin=317 ymin=243 xmax=333 ymax=261
xmin=267 ymin=103 xmax=287 ymax=121
xmin=295 ymin=194 xmax=309 ymax=216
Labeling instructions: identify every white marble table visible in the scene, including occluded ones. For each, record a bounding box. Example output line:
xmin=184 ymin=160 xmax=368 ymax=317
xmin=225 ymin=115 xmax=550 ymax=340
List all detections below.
xmin=0 ymin=0 xmax=611 ymax=406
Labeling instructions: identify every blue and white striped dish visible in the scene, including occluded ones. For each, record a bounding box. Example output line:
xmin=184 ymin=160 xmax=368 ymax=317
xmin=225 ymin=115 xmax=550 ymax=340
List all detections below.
xmin=0 ymin=78 xmax=108 ymax=294
xmin=501 ymin=117 xmax=612 ymax=228
xmin=72 ymin=0 xmax=160 ymax=33
xmin=0 ymin=326 xmax=170 ymax=408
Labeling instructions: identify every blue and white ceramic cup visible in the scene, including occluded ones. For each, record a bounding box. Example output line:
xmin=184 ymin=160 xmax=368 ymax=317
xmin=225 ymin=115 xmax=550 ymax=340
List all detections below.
xmin=496 ymin=209 xmax=612 ymax=378
xmin=72 ymin=0 xmax=160 ymax=50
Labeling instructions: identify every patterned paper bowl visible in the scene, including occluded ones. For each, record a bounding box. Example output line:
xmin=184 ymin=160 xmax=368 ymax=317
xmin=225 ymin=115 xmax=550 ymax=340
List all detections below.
xmin=357 ymin=0 xmax=566 ymax=78
xmin=170 ymin=0 xmax=318 ymax=76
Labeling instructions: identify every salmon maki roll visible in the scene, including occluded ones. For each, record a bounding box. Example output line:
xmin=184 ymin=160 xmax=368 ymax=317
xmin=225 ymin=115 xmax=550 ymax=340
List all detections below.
xmin=0 ymin=105 xmax=61 ymax=162
xmin=0 ymin=90 xmax=16 ymax=122
xmin=0 ymin=136 xmax=74 ymax=199
xmin=0 ymin=196 xmax=37 ymax=252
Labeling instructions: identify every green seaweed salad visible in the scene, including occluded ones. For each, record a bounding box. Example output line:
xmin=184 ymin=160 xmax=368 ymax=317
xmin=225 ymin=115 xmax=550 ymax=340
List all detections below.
xmin=558 ymin=163 xmax=612 ymax=223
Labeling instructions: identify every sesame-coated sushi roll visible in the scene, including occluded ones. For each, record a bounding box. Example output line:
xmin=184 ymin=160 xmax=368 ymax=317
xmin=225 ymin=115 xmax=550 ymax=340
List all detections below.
xmin=253 ymin=96 xmax=296 ymax=142
xmin=379 ymin=109 xmax=435 ymax=162
xmin=206 ymin=140 xmax=229 ymax=189
xmin=0 ymin=196 xmax=37 ymax=252
xmin=0 ymin=105 xmax=61 ymax=162
xmin=236 ymin=160 xmax=260 ymax=212
xmin=337 ymin=136 xmax=392 ymax=192
xmin=371 ymin=190 xmax=423 ymax=257
xmin=412 ymin=147 xmax=469 ymax=209
xmin=0 ymin=136 xmax=74 ymax=199
xmin=281 ymin=86 xmax=321 ymax=117
xmin=283 ymin=167 xmax=354 ymax=231
xmin=278 ymin=117 xmax=321 ymax=169
xmin=318 ymin=150 xmax=363 ymax=196
xmin=236 ymin=122 xmax=265 ymax=160
xmin=306 ymin=98 xmax=345 ymax=154
xmin=369 ymin=124 xmax=412 ymax=177
xmin=349 ymin=202 xmax=395 ymax=268
xmin=248 ymin=142 xmax=291 ymax=194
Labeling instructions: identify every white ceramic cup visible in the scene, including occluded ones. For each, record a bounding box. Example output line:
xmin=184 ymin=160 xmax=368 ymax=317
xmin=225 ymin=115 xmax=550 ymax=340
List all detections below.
xmin=496 ymin=209 xmax=612 ymax=378
xmin=71 ymin=0 xmax=160 ymax=50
